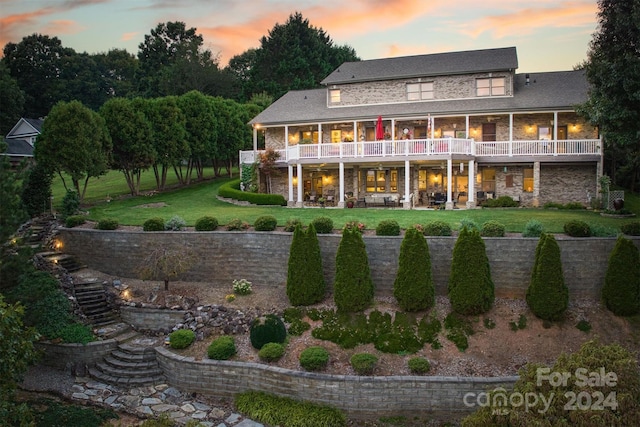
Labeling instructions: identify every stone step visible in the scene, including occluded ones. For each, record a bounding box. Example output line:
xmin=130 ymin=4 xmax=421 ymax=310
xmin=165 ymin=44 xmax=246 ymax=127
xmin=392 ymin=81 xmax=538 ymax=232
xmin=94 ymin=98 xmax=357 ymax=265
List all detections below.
xmin=88 ymin=367 xmax=165 ymax=387
xmin=102 ymin=355 xmax=163 ymax=373
xmin=79 ymin=300 xmax=110 ymax=311
xmin=76 ymin=294 xmax=107 ymax=305
xmin=112 ymin=348 xmax=157 ymax=363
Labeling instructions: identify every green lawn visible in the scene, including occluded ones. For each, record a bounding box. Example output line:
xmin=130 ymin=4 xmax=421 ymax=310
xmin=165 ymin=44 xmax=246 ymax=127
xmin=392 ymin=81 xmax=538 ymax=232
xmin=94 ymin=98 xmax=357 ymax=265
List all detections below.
xmin=57 ymin=170 xmax=640 ymax=234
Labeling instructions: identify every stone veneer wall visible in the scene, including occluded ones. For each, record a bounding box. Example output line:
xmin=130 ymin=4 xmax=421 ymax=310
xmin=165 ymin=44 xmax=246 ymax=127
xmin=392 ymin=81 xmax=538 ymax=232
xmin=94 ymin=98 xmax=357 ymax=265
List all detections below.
xmin=58 ymin=229 xmax=640 ymax=300
xmin=155 ymin=347 xmax=518 ymax=418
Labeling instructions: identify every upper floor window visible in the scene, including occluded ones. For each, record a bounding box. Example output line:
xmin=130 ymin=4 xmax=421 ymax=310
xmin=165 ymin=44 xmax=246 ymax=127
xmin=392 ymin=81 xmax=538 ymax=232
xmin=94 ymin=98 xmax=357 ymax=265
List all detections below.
xmin=407 ymin=82 xmax=434 ymax=101
xmin=329 ymin=89 xmax=341 ymax=103
xmin=476 ymin=77 xmax=506 ymax=96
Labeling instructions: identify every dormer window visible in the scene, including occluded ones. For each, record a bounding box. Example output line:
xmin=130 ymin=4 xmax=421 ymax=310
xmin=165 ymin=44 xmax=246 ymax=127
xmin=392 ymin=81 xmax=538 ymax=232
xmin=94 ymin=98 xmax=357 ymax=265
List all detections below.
xmin=329 ymin=89 xmax=341 ymax=103
xmin=476 ymin=77 xmax=506 ymax=96
xmin=407 ymin=82 xmax=434 ymax=100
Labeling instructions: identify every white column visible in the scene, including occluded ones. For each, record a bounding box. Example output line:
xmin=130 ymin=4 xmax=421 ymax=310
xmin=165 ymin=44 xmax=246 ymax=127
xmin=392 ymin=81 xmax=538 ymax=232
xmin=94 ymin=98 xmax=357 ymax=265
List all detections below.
xmin=285 ymin=126 xmax=289 ymax=151
xmin=509 ymin=113 xmax=513 ymax=157
xmin=553 ymin=111 xmax=558 ymax=140
xmin=297 ymin=164 xmax=303 ymax=207
xmin=404 ymin=160 xmax=411 ymax=209
xmin=288 ymin=165 xmax=294 ymax=204
xmin=338 ymin=162 xmax=345 ymax=207
xmin=533 ymin=161 xmax=541 ymax=207
xmin=467 ymin=160 xmax=476 ymax=209
xmin=445 ymin=159 xmax=454 ymax=210
xmin=253 ymin=126 xmax=258 ymax=152
xmin=465 ymin=115 xmax=470 ymax=138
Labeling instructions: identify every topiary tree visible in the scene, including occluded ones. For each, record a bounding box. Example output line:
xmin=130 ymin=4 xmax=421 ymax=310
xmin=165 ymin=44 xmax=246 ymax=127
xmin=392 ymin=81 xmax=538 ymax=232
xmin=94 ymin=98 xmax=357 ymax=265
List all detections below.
xmin=526 ymin=233 xmax=568 ymax=320
xmin=448 ymin=226 xmax=494 ymax=315
xmin=394 ymin=227 xmax=434 ymax=311
xmin=333 ymin=227 xmax=374 ymax=312
xmin=602 ymin=235 xmax=640 ymax=316
xmin=249 ymin=314 xmax=287 ymax=349
xmin=286 ymin=223 xmax=326 ymax=306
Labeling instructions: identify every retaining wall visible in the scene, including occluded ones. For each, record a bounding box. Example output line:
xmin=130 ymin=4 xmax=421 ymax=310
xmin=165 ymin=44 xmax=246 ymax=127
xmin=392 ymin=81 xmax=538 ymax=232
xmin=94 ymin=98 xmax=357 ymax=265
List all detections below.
xmin=120 ymin=306 xmax=186 ymax=331
xmin=36 ymin=339 xmax=118 ymax=373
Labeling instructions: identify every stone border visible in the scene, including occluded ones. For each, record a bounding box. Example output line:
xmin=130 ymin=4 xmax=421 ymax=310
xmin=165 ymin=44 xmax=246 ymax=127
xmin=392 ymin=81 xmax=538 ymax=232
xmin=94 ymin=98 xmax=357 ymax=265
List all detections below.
xmin=36 ymin=339 xmax=119 ymax=374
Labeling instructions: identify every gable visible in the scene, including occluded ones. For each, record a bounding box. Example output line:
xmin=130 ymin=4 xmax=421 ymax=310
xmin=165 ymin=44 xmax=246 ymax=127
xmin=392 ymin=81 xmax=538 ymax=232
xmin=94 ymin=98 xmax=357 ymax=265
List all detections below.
xmin=6 ymin=118 xmax=44 ymax=140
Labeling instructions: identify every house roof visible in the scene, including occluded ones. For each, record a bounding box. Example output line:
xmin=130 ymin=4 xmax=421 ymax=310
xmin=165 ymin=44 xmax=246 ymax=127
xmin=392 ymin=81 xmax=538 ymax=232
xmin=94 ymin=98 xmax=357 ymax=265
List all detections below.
xmin=250 ymin=70 xmax=589 ymax=126
xmin=321 ymin=47 xmax=518 ymax=85
xmin=6 ymin=117 xmax=44 ymax=139
xmin=2 ymin=138 xmax=34 ymax=157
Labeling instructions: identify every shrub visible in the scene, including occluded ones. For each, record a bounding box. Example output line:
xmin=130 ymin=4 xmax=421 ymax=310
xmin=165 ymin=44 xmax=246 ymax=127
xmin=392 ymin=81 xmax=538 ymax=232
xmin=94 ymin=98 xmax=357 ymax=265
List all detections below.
xmin=143 ymin=217 xmax=165 ymax=231
xmin=207 ymin=336 xmax=236 ymax=360
xmin=57 ymin=323 xmax=95 ymax=344
xmin=564 ymin=202 xmax=585 ymax=210
xmin=299 ymin=346 xmax=329 ymax=371
xmin=284 ymin=218 xmax=303 ymax=232
xmin=226 ymin=218 xmax=250 ymax=231
xmin=526 ymin=233 xmax=568 ymax=320
xmin=311 ymin=216 xmax=334 ymax=234
xmin=65 ymin=215 xmax=86 ymax=228
xmin=576 ymin=319 xmax=592 ymax=333
xmin=522 ymin=219 xmax=544 ymax=237
xmin=218 ymin=179 xmax=286 ymax=206
xmin=422 ymin=220 xmax=452 ymax=236
xmin=169 ymin=329 xmax=196 ymax=349
xmin=95 ymin=218 xmax=118 ymax=230
xmin=254 ymin=215 xmax=278 ymax=231
xmin=602 ymin=235 xmax=640 ymax=316
xmin=350 ymin=353 xmax=378 ymax=375
xmin=621 ymin=221 xmax=640 ymax=236
xmin=563 ymin=220 xmax=591 ymax=237
xmin=61 ymin=189 xmax=80 ymax=218
xmin=394 ymin=227 xmax=435 ymax=311
xmin=165 ymin=215 xmax=186 ymax=231
xmin=249 ymin=314 xmax=287 ymax=349
xmin=590 ymin=224 xmax=619 ymax=237
xmin=408 ymin=357 xmax=431 ymax=374
xmin=287 ymin=223 xmax=326 ymax=306
xmin=480 ymin=220 xmax=505 ymax=237
xmin=375 ymin=219 xmax=400 ymax=236
xmin=334 ymin=227 xmax=373 ymax=312
xmin=544 ymin=201 xmax=564 ymax=209
xmin=458 ymin=217 xmax=479 ymax=232
xmin=482 ymin=195 xmax=519 ymax=207
xmin=258 ymin=342 xmax=285 ymax=362
xmin=232 ymin=279 xmax=252 ymax=295
xmin=194 ymin=216 xmax=218 ymax=231
xmin=344 ymin=221 xmax=366 ymax=233
xmin=448 ymin=227 xmax=494 ymax=315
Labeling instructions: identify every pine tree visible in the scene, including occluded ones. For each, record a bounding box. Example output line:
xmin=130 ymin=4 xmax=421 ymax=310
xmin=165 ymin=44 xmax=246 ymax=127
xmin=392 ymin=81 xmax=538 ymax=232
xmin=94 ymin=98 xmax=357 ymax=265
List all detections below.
xmin=526 ymin=233 xmax=569 ymax=320
xmin=602 ymin=235 xmax=640 ymax=316
xmin=334 ymin=227 xmax=373 ymax=312
xmin=286 ymin=223 xmax=325 ymax=305
xmin=394 ymin=227 xmax=434 ymax=311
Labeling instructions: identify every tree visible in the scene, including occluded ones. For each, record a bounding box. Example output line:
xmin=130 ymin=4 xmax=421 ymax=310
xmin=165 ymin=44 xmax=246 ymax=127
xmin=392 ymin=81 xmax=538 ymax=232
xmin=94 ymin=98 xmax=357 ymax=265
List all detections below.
xmin=137 ymin=247 xmax=196 ymax=291
xmin=577 ymin=0 xmax=640 ymax=191
xmin=35 ymin=100 xmax=112 ymax=201
xmin=334 ymin=226 xmax=373 ymax=312
xmin=0 ymin=141 xmax=28 ymax=242
xmin=259 ymin=148 xmax=281 ymax=193
xmin=286 ymin=223 xmax=325 ymax=306
xmin=526 ymin=233 xmax=568 ymax=320
xmin=93 ymin=48 xmax=139 ymax=98
xmin=0 ymin=62 xmax=25 ymax=135
xmin=210 ymin=97 xmax=251 ymax=176
xmin=20 ymin=160 xmax=53 ymax=217
xmin=394 ymin=227 xmax=434 ymax=312
xmin=602 ymin=235 xmax=640 ymax=316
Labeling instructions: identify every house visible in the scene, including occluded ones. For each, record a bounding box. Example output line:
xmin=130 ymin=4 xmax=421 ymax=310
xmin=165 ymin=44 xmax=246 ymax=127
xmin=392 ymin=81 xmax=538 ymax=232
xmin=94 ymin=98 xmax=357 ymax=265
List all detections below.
xmin=2 ymin=118 xmax=44 ymax=166
xmin=243 ymin=47 xmax=602 ymax=209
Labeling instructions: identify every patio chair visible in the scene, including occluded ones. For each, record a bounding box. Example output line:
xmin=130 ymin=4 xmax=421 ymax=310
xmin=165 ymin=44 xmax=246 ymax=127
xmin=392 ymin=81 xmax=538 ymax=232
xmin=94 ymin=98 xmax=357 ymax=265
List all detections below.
xmin=326 ymin=195 xmax=334 ymax=206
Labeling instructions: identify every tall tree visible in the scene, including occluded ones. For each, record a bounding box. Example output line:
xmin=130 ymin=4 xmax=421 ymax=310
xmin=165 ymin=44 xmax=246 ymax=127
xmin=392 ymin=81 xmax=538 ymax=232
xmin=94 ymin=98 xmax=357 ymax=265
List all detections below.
xmin=0 ymin=62 xmax=25 ymax=135
xmin=0 ymin=141 xmax=28 ymax=242
xmin=578 ymin=0 xmax=640 ymax=191
xmin=210 ymin=97 xmax=250 ymax=176
xmin=93 ymin=48 xmax=139 ymax=98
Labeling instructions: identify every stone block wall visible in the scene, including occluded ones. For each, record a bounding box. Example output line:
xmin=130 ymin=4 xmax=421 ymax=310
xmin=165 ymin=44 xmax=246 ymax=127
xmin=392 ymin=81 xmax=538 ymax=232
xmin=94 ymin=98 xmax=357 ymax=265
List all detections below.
xmin=120 ymin=306 xmax=186 ymax=331
xmin=36 ymin=339 xmax=118 ymax=373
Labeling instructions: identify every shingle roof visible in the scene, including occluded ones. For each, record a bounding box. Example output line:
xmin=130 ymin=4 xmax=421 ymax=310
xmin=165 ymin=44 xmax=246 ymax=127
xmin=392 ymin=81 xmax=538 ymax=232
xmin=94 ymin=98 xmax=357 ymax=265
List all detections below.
xmin=23 ymin=118 xmax=44 ymax=133
xmin=321 ymin=47 xmax=518 ymax=85
xmin=2 ymin=138 xmax=34 ymax=156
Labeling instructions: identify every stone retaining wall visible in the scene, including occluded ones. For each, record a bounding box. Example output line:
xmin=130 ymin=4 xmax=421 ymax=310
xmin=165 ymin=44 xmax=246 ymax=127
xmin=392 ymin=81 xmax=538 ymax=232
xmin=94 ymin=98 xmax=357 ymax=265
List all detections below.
xmin=36 ymin=339 xmax=118 ymax=373
xmin=120 ymin=306 xmax=186 ymax=331
xmin=155 ymin=347 xmax=518 ymax=418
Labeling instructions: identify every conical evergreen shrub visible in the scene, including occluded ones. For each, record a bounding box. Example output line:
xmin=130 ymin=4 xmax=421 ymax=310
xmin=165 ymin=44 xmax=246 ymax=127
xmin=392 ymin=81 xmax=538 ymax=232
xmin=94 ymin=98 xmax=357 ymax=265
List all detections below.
xmin=602 ymin=235 xmax=640 ymax=316
xmin=334 ymin=226 xmax=373 ymax=312
xmin=526 ymin=233 xmax=568 ymax=320
xmin=448 ymin=227 xmax=494 ymax=315
xmin=286 ymin=223 xmax=325 ymax=306
xmin=394 ymin=227 xmax=435 ymax=311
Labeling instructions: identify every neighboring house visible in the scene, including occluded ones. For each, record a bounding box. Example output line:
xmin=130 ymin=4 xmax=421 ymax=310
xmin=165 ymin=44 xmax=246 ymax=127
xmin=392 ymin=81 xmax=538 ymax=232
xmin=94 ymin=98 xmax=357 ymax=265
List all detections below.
xmin=2 ymin=118 xmax=44 ymax=166
xmin=243 ymin=47 xmax=602 ymax=209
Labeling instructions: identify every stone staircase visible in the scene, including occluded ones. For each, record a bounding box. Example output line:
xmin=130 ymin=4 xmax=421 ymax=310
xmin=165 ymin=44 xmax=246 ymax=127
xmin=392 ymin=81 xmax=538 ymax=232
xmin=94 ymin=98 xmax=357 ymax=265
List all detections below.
xmin=39 ymin=251 xmax=87 ymax=272
xmin=73 ymin=279 xmax=119 ymax=327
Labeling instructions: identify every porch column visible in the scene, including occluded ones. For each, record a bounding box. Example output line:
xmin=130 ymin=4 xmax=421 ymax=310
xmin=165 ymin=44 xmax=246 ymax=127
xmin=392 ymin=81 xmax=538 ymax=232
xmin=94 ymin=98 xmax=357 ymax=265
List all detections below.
xmin=317 ymin=123 xmax=322 ymax=144
xmin=284 ymin=126 xmax=289 ymax=155
xmin=553 ymin=112 xmax=558 ymax=140
xmin=353 ymin=166 xmax=359 ymax=198
xmin=288 ymin=165 xmax=294 ymax=205
xmin=445 ymin=159 xmax=454 ymax=210
xmin=391 ymin=119 xmax=396 ymax=141
xmin=533 ymin=161 xmax=541 ymax=207
xmin=338 ymin=162 xmax=345 ymax=208
xmin=509 ymin=114 xmax=513 ymax=157
xmin=404 ymin=160 xmax=411 ymax=209
xmin=297 ymin=163 xmax=303 ymax=207
xmin=465 ymin=115 xmax=470 ymax=138
xmin=253 ymin=126 xmax=258 ymax=152
xmin=466 ymin=160 xmax=476 ymax=209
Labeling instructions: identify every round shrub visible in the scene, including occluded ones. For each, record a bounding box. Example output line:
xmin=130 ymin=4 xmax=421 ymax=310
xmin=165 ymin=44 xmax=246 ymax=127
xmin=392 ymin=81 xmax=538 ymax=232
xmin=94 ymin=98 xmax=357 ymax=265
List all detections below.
xmin=249 ymin=314 xmax=287 ymax=349
xmin=299 ymin=346 xmax=329 ymax=371
xmin=169 ymin=329 xmax=196 ymax=349
xmin=207 ymin=336 xmax=236 ymax=360
xmin=621 ymin=221 xmax=640 ymax=236
xmin=375 ymin=219 xmax=401 ymax=236
xmin=226 ymin=218 xmax=250 ymax=231
xmin=408 ymin=356 xmax=431 ymax=374
xmin=195 ymin=216 xmax=218 ymax=231
xmin=563 ymin=220 xmax=591 ymax=237
xmin=143 ymin=217 xmax=165 ymax=231
xmin=423 ymin=220 xmax=452 ymax=236
xmin=522 ymin=219 xmax=544 ymax=237
xmin=95 ymin=218 xmax=118 ymax=230
xmin=258 ymin=342 xmax=285 ymax=362
xmin=311 ymin=216 xmax=334 ymax=234
xmin=480 ymin=220 xmax=505 ymax=237
xmin=284 ymin=218 xmax=303 ymax=232
xmin=254 ymin=215 xmax=278 ymax=231
xmin=65 ymin=215 xmax=86 ymax=228
xmin=165 ymin=215 xmax=186 ymax=231
xmin=350 ymin=353 xmax=378 ymax=375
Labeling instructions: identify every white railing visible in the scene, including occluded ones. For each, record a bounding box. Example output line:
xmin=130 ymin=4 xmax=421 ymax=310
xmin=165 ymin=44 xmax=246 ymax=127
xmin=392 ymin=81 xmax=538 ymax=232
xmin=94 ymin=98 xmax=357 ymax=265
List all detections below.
xmin=240 ymin=138 xmax=601 ymax=164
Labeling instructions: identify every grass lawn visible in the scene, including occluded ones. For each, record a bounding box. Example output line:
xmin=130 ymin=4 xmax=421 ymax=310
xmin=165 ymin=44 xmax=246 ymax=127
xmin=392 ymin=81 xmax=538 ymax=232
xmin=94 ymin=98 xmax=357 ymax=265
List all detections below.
xmin=54 ymin=169 xmax=640 ymax=234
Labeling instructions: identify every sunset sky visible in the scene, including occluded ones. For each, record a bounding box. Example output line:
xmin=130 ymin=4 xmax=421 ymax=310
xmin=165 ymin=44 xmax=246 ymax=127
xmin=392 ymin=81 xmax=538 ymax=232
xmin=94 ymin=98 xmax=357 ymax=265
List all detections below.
xmin=1 ymin=0 xmax=598 ymax=72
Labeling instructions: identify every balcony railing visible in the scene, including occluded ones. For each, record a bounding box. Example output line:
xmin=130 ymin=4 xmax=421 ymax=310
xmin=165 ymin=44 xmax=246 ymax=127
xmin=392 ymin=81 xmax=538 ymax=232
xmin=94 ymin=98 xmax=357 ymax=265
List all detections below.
xmin=239 ymin=138 xmax=601 ymax=164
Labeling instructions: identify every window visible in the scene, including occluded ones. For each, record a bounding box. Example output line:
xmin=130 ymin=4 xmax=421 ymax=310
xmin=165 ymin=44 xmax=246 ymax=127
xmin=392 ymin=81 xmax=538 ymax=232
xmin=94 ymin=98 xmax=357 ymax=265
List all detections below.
xmin=366 ymin=170 xmax=388 ymax=192
xmin=407 ymin=82 xmax=434 ymax=100
xmin=329 ymin=89 xmax=341 ymax=103
xmin=538 ymin=126 xmax=551 ymax=140
xmin=523 ymin=168 xmax=534 ymax=192
xmin=481 ymin=168 xmax=496 ymax=192
xmin=330 ymin=130 xmax=341 ymax=143
xmin=476 ymin=77 xmax=506 ymax=96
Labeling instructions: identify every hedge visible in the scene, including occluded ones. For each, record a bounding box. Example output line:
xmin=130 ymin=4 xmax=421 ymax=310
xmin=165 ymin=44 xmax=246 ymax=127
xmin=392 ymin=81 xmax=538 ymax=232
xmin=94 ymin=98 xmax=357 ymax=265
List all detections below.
xmin=218 ymin=179 xmax=286 ymax=206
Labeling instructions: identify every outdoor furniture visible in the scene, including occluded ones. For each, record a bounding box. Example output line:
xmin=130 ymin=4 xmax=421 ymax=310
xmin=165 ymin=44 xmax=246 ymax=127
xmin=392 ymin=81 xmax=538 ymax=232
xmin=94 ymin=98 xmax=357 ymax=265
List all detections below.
xmin=325 ymin=195 xmax=334 ymax=206
xmin=433 ymin=193 xmax=446 ymax=206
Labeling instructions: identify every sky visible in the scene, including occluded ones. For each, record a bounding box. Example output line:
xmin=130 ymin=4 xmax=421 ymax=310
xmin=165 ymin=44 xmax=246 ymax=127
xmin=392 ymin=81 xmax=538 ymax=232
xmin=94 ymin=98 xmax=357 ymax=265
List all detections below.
xmin=0 ymin=0 xmax=599 ymax=72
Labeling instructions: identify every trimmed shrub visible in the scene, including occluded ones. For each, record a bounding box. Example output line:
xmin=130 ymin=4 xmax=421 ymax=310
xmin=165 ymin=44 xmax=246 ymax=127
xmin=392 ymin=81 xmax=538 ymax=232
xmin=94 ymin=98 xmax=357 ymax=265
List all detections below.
xmin=249 ymin=314 xmax=287 ymax=349
xmin=602 ymin=235 xmax=640 ymax=316
xmin=480 ymin=220 xmax=505 ymax=237
xmin=422 ymin=220 xmax=452 ymax=236
xmin=311 ymin=216 xmax=334 ymax=234
xmin=61 ymin=189 xmax=80 ymax=218
xmin=526 ymin=233 xmax=568 ymax=320
xmin=226 ymin=218 xmax=250 ymax=231
xmin=408 ymin=356 xmax=431 ymax=374
xmin=522 ymin=219 xmax=544 ymax=237
xmin=299 ymin=346 xmax=329 ymax=371
xmin=165 ymin=215 xmax=186 ymax=231
xmin=143 ymin=217 xmax=165 ymax=231
xmin=563 ymin=220 xmax=591 ymax=237
xmin=65 ymin=215 xmax=86 ymax=228
xmin=482 ymin=196 xmax=519 ymax=207
xmin=284 ymin=218 xmax=303 ymax=232
xmin=334 ymin=227 xmax=374 ymax=312
xmin=57 ymin=322 xmax=95 ymax=344
xmin=448 ymin=227 xmax=494 ymax=315
xmin=394 ymin=227 xmax=435 ymax=311
xmin=375 ymin=219 xmax=401 ymax=236
xmin=350 ymin=353 xmax=378 ymax=375
xmin=169 ymin=329 xmax=196 ymax=349
xmin=621 ymin=221 xmax=640 ymax=236
xmin=590 ymin=224 xmax=619 ymax=237
xmin=287 ymin=223 xmax=326 ymax=306
xmin=258 ymin=342 xmax=285 ymax=362
xmin=218 ymin=179 xmax=286 ymax=206
xmin=207 ymin=336 xmax=236 ymax=360
xmin=195 ymin=216 xmax=218 ymax=231
xmin=254 ymin=215 xmax=278 ymax=231
xmin=459 ymin=217 xmax=479 ymax=232
xmin=95 ymin=218 xmax=118 ymax=230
